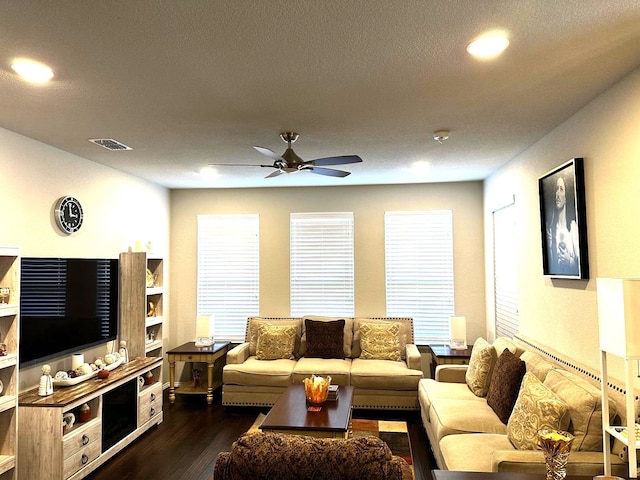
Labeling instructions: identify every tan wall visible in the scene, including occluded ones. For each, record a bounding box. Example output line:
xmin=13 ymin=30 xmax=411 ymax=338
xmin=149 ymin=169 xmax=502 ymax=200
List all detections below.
xmin=484 ymin=66 xmax=640 ymax=382
xmin=0 ymin=127 xmax=170 ymax=391
xmin=169 ymin=182 xmax=485 ymax=348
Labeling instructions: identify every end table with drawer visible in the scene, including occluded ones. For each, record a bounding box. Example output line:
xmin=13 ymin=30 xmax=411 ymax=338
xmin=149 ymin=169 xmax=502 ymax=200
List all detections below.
xmin=167 ymin=341 xmax=229 ymax=404
xmin=427 ymin=344 xmax=473 ymax=378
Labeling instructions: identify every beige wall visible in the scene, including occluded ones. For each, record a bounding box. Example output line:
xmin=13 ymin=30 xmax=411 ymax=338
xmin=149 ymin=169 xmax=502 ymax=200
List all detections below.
xmin=0 ymin=127 xmax=170 ymax=390
xmin=484 ymin=66 xmax=640 ymax=382
xmin=170 ymin=182 xmax=485 ymax=348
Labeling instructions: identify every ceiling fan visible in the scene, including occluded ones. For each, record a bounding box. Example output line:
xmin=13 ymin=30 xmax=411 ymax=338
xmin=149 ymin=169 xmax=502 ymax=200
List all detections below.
xmin=209 ymin=132 xmax=363 ymax=178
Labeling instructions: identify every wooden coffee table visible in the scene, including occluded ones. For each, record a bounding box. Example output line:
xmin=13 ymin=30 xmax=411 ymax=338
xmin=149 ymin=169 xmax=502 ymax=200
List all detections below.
xmin=260 ymin=384 xmax=354 ymax=438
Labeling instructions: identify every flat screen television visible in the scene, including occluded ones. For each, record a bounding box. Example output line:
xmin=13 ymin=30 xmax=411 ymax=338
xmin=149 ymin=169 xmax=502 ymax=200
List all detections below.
xmin=19 ymin=257 xmax=119 ymax=367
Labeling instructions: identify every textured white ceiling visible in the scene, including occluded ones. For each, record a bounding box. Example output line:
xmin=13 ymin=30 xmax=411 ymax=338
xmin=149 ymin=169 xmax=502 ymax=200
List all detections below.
xmin=1 ymin=1 xmax=639 ymax=188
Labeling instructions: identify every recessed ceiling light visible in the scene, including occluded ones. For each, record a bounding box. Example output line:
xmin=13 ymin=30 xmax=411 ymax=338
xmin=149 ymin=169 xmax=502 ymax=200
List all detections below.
xmin=466 ymin=34 xmax=509 ymax=59
xmin=11 ymin=59 xmax=54 ymax=84
xmin=411 ymin=161 xmax=430 ymax=176
xmin=200 ymin=166 xmax=220 ymax=180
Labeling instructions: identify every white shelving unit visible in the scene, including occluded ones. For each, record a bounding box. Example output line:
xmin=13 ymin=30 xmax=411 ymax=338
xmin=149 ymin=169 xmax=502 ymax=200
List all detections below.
xmin=600 ymin=349 xmax=639 ymax=478
xmin=597 ymin=277 xmax=640 ymax=479
xmin=0 ymin=245 xmax=20 ymax=480
xmin=118 ymin=251 xmax=164 ymax=361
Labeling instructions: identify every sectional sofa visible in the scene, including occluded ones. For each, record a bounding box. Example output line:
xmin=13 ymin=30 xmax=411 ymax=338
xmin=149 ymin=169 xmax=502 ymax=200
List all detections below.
xmin=419 ymin=335 xmax=630 ymax=476
xmin=222 ymin=316 xmax=424 ymax=409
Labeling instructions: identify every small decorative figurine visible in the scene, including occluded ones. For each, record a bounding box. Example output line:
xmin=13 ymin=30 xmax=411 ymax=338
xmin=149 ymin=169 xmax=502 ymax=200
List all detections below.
xmin=119 ymin=340 xmax=129 ymax=364
xmin=193 ymin=369 xmax=201 ymax=388
xmin=39 ymin=364 xmax=54 ymax=396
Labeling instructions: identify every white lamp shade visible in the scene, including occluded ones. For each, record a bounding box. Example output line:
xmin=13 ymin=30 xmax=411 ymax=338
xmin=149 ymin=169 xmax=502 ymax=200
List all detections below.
xmin=449 ymin=315 xmax=467 ymax=350
xmin=597 ymin=278 xmax=640 ymax=358
xmin=195 ymin=315 xmax=215 ymax=340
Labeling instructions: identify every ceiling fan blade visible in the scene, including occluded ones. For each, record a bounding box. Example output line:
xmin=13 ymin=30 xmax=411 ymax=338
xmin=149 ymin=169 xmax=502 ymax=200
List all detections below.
xmin=309 ymin=167 xmax=351 ymax=177
xmin=265 ymin=170 xmax=284 ymax=178
xmin=253 ymin=146 xmax=285 ymax=162
xmin=307 ymin=155 xmax=363 ymax=166
xmin=208 ymin=163 xmax=273 ymax=167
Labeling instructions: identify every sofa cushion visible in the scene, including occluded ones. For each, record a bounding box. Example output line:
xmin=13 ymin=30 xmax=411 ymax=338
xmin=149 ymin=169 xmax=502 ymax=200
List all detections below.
xmin=248 ymin=318 xmax=302 ymax=357
xmin=359 ymin=322 xmax=402 ymax=361
xmin=223 ymin=357 xmax=296 ymax=387
xmin=507 ymin=372 xmax=569 ymax=450
xmin=256 ymin=324 xmax=298 ymax=360
xmin=486 ymin=349 xmax=526 ymax=424
xmin=520 ymin=351 xmax=554 ymax=382
xmin=304 ymin=319 xmax=345 ymax=359
xmin=350 ymin=358 xmax=422 ymax=390
xmin=465 ymin=337 xmax=497 ymax=397
xmin=300 ymin=316 xmax=353 ymax=358
xmin=292 ymin=357 xmax=352 ymax=385
xmin=429 ymin=397 xmax=508 ymax=442
xmin=418 ymin=378 xmax=486 ymax=421
xmin=353 ymin=318 xmax=411 ymax=359
xmin=543 ymin=368 xmax=614 ymax=452
xmin=440 ymin=433 xmax=515 ymax=471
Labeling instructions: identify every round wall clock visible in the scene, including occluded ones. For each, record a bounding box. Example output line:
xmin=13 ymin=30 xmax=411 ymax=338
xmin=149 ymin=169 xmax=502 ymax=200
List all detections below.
xmin=55 ymin=196 xmax=84 ymax=234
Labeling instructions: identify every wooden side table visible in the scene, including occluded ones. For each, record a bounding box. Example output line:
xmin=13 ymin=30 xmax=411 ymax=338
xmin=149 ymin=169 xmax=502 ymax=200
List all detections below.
xmin=427 ymin=344 xmax=473 ymax=378
xmin=167 ymin=341 xmax=229 ymax=404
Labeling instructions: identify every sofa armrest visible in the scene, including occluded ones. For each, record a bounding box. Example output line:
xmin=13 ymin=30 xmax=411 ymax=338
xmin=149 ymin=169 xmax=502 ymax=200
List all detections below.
xmin=405 ymin=344 xmax=422 ymax=372
xmin=490 ymin=449 xmax=627 ymax=476
xmin=435 ymin=364 xmax=467 ymax=383
xmin=226 ymin=342 xmax=250 ymax=364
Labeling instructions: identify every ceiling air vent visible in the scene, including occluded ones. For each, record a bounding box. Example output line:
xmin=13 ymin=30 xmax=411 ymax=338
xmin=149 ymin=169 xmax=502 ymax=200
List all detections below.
xmin=89 ymin=138 xmax=132 ymax=151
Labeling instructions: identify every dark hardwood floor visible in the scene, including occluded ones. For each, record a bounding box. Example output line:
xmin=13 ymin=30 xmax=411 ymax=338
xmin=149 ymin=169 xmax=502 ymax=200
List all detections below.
xmin=86 ymin=390 xmax=438 ymax=480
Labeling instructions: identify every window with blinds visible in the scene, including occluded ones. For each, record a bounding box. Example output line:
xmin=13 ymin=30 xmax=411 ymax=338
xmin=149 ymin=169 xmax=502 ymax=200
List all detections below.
xmin=197 ymin=214 xmax=259 ymax=342
xmin=493 ymin=204 xmax=519 ymax=337
xmin=290 ymin=212 xmax=354 ymax=317
xmin=385 ymin=210 xmax=454 ymax=343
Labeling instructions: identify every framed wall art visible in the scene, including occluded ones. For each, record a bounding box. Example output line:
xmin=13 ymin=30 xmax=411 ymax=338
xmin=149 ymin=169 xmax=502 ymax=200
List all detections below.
xmin=538 ymin=157 xmax=589 ymax=279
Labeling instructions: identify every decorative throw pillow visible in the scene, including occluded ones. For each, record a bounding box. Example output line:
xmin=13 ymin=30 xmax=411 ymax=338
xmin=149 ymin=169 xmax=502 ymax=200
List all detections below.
xmin=353 ymin=318 xmax=410 ymax=359
xmin=304 ymin=319 xmax=345 ymax=359
xmin=359 ymin=322 xmax=401 ymax=361
xmin=465 ymin=337 xmax=497 ymax=397
xmin=507 ymin=372 xmax=569 ymax=450
xmin=486 ymin=349 xmax=526 ymax=424
xmin=255 ymin=324 xmax=297 ymax=360
xmin=543 ymin=368 xmax=615 ymax=451
xmin=248 ymin=318 xmax=301 ymax=356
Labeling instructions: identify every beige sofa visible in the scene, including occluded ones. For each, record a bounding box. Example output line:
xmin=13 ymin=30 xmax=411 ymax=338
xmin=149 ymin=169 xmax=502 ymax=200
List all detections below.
xmin=419 ymin=335 xmax=629 ymax=476
xmin=222 ymin=316 xmax=423 ymax=409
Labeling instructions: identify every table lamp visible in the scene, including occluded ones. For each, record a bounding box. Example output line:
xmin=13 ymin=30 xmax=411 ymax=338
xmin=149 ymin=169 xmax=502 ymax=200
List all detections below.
xmin=449 ymin=315 xmax=467 ymax=350
xmin=195 ymin=315 xmax=215 ymax=347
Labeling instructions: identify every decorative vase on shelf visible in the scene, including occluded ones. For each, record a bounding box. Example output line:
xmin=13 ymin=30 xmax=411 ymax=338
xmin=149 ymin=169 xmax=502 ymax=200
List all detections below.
xmin=538 ymin=429 xmax=575 ymax=480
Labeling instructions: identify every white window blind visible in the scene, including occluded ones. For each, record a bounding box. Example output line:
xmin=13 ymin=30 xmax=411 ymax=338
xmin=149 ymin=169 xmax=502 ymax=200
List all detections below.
xmin=385 ymin=210 xmax=454 ymax=343
xmin=197 ymin=214 xmax=259 ymax=342
xmin=290 ymin=212 xmax=354 ymax=317
xmin=493 ymin=204 xmax=519 ymax=337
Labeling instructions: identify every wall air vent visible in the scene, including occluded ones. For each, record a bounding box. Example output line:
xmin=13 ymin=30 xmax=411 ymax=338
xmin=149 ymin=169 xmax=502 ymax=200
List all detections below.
xmin=89 ymin=138 xmax=133 ymax=151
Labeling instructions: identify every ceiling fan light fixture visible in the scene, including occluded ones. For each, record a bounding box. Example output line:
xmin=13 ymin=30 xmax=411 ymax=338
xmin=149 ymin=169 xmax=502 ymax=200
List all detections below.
xmin=200 ymin=166 xmax=220 ymax=180
xmin=466 ymin=34 xmax=509 ymax=59
xmin=433 ymin=130 xmax=450 ymax=143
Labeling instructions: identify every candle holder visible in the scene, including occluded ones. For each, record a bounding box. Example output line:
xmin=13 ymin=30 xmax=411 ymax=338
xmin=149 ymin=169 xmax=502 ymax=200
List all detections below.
xmin=538 ymin=429 xmax=575 ymax=480
xmin=303 ymin=375 xmax=331 ymax=406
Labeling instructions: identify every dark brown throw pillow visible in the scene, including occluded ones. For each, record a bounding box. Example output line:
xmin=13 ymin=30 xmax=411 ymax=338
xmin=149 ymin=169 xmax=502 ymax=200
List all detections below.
xmin=304 ymin=319 xmax=345 ymax=359
xmin=486 ymin=349 xmax=526 ymax=424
